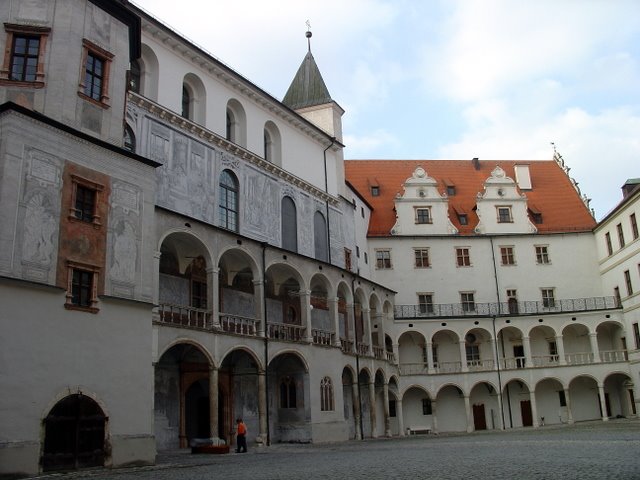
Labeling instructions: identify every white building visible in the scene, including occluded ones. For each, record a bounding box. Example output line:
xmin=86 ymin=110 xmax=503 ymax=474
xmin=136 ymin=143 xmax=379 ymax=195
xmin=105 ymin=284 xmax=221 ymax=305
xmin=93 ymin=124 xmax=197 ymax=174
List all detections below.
xmin=0 ymin=0 xmax=636 ymax=477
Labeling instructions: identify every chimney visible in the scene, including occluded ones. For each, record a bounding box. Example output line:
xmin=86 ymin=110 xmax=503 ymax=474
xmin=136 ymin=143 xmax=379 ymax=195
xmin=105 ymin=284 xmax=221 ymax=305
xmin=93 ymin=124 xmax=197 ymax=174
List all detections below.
xmin=472 ymin=158 xmax=480 ymax=170
xmin=621 ymin=179 xmax=640 ymax=198
xmin=514 ymin=164 xmax=532 ymax=190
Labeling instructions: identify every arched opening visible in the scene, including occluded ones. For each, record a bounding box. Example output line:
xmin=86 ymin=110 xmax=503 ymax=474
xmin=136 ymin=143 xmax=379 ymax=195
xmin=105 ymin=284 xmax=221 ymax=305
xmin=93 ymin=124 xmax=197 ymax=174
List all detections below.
xmin=503 ymin=379 xmax=532 ymax=428
xmin=470 ymin=382 xmax=500 ymax=430
xmin=435 ymin=385 xmax=466 ymax=432
xmin=313 ymin=210 xmax=328 ymax=262
xmin=402 ymin=386 xmax=433 ymax=434
xmin=42 ymin=394 xmax=106 ymax=472
xmin=123 ymin=124 xmax=135 ymax=153
xmin=281 ymin=196 xmax=297 ymax=252
xmin=268 ymin=353 xmax=310 ymax=442
xmin=225 ymin=99 xmax=247 ymax=147
xmin=182 ymin=73 xmax=206 ymax=123
xmin=431 ymin=330 xmax=462 ymax=373
xmin=535 ymin=377 xmax=567 ymax=425
xmin=218 ymin=248 xmax=258 ymax=334
xmin=263 ymin=121 xmax=282 ymax=165
xmin=264 ymin=263 xmax=304 ymax=341
xmin=219 ymin=170 xmax=239 ymax=232
xmin=398 ymin=331 xmax=427 ymax=375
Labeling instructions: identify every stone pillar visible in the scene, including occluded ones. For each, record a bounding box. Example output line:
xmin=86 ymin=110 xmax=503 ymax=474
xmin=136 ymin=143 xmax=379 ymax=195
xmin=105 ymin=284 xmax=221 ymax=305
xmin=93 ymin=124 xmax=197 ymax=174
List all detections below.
xmin=208 ymin=267 xmax=220 ymax=328
xmin=564 ymin=388 xmax=574 ymax=424
xmin=556 ymin=335 xmax=567 ymax=366
xmin=431 ymin=400 xmax=438 ymax=434
xmin=464 ymin=395 xmax=473 ymax=432
xmin=383 ymin=382 xmax=391 ymax=437
xmin=369 ymin=381 xmax=377 ymax=438
xmin=459 ymin=341 xmax=469 ymax=372
xmin=522 ymin=336 xmax=532 ymax=368
xmin=152 ymin=251 xmax=161 ymax=307
xmin=392 ymin=342 xmax=400 ymax=366
xmin=598 ymin=384 xmax=609 ymax=421
xmin=363 ymin=308 xmax=373 ymax=355
xmin=346 ymin=303 xmax=355 ymax=342
xmin=375 ymin=313 xmax=385 ymax=355
xmin=489 ymin=338 xmax=498 ymax=371
xmin=253 ymin=279 xmax=265 ymax=337
xmin=426 ymin=341 xmax=435 ymax=374
xmin=257 ymin=370 xmax=268 ymax=444
xmin=329 ymin=297 xmax=341 ymax=347
xmin=301 ymin=290 xmax=313 ymax=343
xmin=589 ymin=333 xmax=600 ymax=363
xmin=352 ymin=380 xmax=362 ymax=440
xmin=209 ymin=366 xmax=219 ymax=438
xmin=529 ymin=390 xmax=539 ymax=428
xmin=397 ymin=399 xmax=405 ymax=436
xmin=495 ymin=392 xmax=505 ymax=429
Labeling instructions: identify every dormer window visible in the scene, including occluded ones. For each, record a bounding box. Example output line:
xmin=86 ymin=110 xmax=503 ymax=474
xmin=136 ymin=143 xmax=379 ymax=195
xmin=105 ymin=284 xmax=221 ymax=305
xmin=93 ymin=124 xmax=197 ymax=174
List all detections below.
xmin=371 ymin=186 xmax=380 ymax=197
xmin=497 ymin=206 xmax=512 ymax=223
xmin=446 ymin=185 xmax=456 ymax=196
xmin=528 ymin=205 xmax=543 ymax=224
xmin=415 ymin=207 xmax=432 ymax=224
xmin=458 ymin=214 xmax=468 ymax=225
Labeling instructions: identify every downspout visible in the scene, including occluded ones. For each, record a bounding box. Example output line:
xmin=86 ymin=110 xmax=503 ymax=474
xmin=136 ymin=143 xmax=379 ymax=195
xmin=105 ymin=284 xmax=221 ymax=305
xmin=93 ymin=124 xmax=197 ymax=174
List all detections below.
xmin=323 ymin=137 xmax=336 ymax=264
xmin=351 ymin=275 xmax=364 ymax=440
xmin=490 ymin=236 xmax=511 ymax=428
xmin=261 ymin=242 xmax=270 ymax=445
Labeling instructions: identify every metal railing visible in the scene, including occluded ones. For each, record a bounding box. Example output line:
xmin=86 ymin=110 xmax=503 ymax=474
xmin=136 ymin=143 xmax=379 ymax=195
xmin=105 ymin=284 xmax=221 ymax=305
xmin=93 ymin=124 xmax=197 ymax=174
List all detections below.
xmin=158 ymin=303 xmax=212 ymax=329
xmin=220 ymin=314 xmax=258 ymax=336
xmin=395 ymin=296 xmax=620 ymax=319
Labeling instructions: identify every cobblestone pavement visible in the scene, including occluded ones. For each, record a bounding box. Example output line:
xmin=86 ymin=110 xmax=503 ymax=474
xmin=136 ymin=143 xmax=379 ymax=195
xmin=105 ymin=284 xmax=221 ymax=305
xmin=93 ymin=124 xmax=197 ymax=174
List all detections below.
xmin=33 ymin=419 xmax=640 ymax=480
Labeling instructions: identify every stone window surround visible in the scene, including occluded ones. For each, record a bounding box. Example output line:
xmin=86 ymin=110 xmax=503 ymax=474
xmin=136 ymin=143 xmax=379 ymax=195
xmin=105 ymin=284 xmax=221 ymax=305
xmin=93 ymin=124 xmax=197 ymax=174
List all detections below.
xmin=68 ymin=174 xmax=104 ymax=228
xmin=65 ymin=261 xmax=100 ymax=313
xmin=78 ymin=38 xmax=114 ymax=108
xmin=0 ymin=23 xmax=51 ymax=88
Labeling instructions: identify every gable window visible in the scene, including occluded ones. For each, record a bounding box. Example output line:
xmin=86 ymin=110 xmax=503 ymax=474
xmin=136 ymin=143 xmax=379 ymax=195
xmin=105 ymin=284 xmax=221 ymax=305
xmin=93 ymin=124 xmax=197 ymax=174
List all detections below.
xmin=219 ymin=170 xmax=239 ymax=232
xmin=280 ymin=376 xmax=297 ymax=409
xmin=460 ymin=292 xmax=475 ymax=312
xmin=624 ymin=270 xmax=633 ymax=296
xmin=414 ymin=248 xmax=430 ymax=268
xmin=79 ymin=40 xmax=113 ymax=106
xmin=458 ymin=213 xmax=468 ymax=225
xmin=535 ymin=245 xmax=550 ymax=264
xmin=497 ymin=206 xmax=512 ymax=223
xmin=418 ymin=293 xmax=434 ymax=314
xmin=371 ymin=186 xmax=380 ymax=196
xmin=281 ymin=196 xmax=297 ymax=252
xmin=456 ymin=247 xmax=471 ymax=267
xmin=320 ymin=377 xmax=334 ymax=412
xmin=415 ymin=207 xmax=432 ymax=224
xmin=500 ymin=246 xmax=515 ymax=266
xmin=1 ymin=24 xmax=50 ymax=86
xmin=65 ymin=262 xmax=99 ymax=313
xmin=617 ymin=223 xmax=625 ymax=248
xmin=446 ymin=185 xmax=456 ymax=196
xmin=314 ymin=211 xmax=328 ymax=261
xmin=375 ymin=250 xmax=392 ymax=269
xmin=541 ymin=288 xmax=555 ymax=308
xmin=631 ymin=213 xmax=639 ymax=240
xmin=605 ymin=232 xmax=613 ymax=256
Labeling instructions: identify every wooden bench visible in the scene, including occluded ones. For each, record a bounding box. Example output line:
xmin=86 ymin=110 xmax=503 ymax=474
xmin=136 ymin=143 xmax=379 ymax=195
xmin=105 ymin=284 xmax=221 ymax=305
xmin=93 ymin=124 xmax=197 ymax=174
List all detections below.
xmin=407 ymin=426 xmax=431 ymax=435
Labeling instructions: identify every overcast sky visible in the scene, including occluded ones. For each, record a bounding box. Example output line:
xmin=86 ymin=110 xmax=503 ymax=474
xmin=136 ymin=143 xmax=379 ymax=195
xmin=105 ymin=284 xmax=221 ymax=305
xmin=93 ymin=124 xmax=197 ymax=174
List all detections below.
xmin=133 ymin=0 xmax=640 ymax=219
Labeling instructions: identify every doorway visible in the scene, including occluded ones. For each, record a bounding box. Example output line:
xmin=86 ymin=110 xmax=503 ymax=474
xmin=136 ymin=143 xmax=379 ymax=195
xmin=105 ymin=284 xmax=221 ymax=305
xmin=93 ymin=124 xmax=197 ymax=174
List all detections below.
xmin=473 ymin=403 xmax=487 ymax=430
xmin=520 ymin=400 xmax=533 ymax=427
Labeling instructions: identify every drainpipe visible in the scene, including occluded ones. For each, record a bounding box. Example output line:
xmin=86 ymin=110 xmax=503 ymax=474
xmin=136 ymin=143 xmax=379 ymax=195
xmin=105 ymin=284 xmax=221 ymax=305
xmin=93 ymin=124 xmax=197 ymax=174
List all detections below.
xmin=489 ymin=236 xmax=509 ymax=429
xmin=261 ymin=242 xmax=270 ymax=445
xmin=323 ymin=137 xmax=336 ymax=265
xmin=351 ymin=275 xmax=364 ymax=440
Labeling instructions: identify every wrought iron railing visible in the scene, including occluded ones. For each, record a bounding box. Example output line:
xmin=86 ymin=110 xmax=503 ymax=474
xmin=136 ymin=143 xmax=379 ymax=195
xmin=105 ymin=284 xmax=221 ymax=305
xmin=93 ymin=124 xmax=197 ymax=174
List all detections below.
xmin=394 ymin=296 xmax=620 ymax=319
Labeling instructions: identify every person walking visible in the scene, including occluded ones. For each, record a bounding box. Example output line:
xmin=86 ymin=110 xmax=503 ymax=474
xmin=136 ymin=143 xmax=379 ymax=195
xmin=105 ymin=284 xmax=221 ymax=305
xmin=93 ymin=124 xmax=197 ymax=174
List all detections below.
xmin=235 ymin=418 xmax=247 ymax=453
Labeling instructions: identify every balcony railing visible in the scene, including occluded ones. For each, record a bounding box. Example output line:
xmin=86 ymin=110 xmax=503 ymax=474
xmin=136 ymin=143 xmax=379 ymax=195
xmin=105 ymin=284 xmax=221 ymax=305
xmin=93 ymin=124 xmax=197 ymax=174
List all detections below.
xmin=531 ymin=354 xmax=560 ymax=367
xmin=565 ymin=352 xmax=594 ymax=365
xmin=267 ymin=323 xmax=306 ymax=342
xmin=600 ymin=350 xmax=628 ymax=363
xmin=399 ymin=363 xmax=428 ymax=375
xmin=395 ymin=296 xmax=620 ymax=319
xmin=158 ymin=303 xmax=212 ymax=329
xmin=467 ymin=359 xmax=494 ymax=372
xmin=357 ymin=343 xmax=370 ymax=356
xmin=220 ymin=314 xmax=258 ymax=336
xmin=312 ymin=329 xmax=334 ymax=346
xmin=341 ymin=339 xmax=355 ymax=354
xmin=434 ymin=361 xmax=462 ymax=374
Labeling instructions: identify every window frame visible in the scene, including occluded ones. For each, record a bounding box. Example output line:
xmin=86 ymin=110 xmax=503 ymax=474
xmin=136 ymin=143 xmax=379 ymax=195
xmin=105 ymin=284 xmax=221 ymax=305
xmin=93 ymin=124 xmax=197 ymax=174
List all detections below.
xmin=219 ymin=169 xmax=239 ymax=232
xmin=414 ymin=207 xmax=432 ymax=225
xmin=617 ymin=223 xmax=625 ymax=249
xmin=456 ymin=247 xmax=471 ymax=267
xmin=541 ymin=288 xmax=556 ymax=308
xmin=375 ymin=249 xmax=392 ymax=270
xmin=414 ymin=248 xmax=431 ymax=268
xmin=1 ymin=24 xmax=50 ymax=87
xmin=460 ymin=292 xmax=475 ymax=312
xmin=624 ymin=270 xmax=633 ymax=296
xmin=535 ymin=245 xmax=550 ymax=265
xmin=631 ymin=213 xmax=639 ymax=240
xmin=68 ymin=174 xmax=104 ymax=228
xmin=65 ymin=261 xmax=100 ymax=313
xmin=320 ymin=376 xmax=334 ymax=412
xmin=496 ymin=206 xmax=513 ymax=223
xmin=78 ymin=39 xmax=113 ymax=107
xmin=633 ymin=323 xmax=640 ymax=350
xmin=500 ymin=246 xmax=516 ymax=266
xmin=418 ymin=293 xmax=434 ymax=314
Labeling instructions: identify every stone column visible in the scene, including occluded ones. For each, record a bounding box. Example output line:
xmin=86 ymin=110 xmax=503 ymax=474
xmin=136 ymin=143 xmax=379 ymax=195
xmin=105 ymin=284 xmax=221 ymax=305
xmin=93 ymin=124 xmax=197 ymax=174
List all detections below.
xmin=383 ymin=382 xmax=391 ymax=437
xmin=489 ymin=338 xmax=498 ymax=371
xmin=346 ymin=303 xmax=355 ymax=343
xmin=392 ymin=342 xmax=400 ymax=366
xmin=253 ymin=279 xmax=266 ymax=337
xmin=564 ymin=388 xmax=574 ymax=424
xmin=426 ymin=341 xmax=435 ymax=374
xmin=152 ymin=251 xmax=161 ymax=307
xmin=522 ymin=336 xmax=532 ymax=368
xmin=257 ymin=370 xmax=268 ymax=444
xmin=329 ymin=297 xmax=341 ymax=347
xmin=431 ymin=400 xmax=438 ymax=434
xmin=209 ymin=366 xmax=219 ymax=438
xmin=375 ymin=312 xmax=385 ymax=356
xmin=369 ymin=381 xmax=377 ymax=438
xmin=363 ymin=308 xmax=373 ymax=355
xmin=300 ymin=290 xmax=313 ymax=343
xmin=556 ymin=335 xmax=567 ymax=366
xmin=529 ymin=390 xmax=539 ymax=428
xmin=464 ymin=395 xmax=473 ymax=432
xmin=598 ymin=384 xmax=609 ymax=421
xmin=397 ymin=399 xmax=405 ymax=437
xmin=208 ymin=267 xmax=220 ymax=328
xmin=352 ymin=380 xmax=362 ymax=440
xmin=459 ymin=341 xmax=469 ymax=372
xmin=589 ymin=333 xmax=600 ymax=363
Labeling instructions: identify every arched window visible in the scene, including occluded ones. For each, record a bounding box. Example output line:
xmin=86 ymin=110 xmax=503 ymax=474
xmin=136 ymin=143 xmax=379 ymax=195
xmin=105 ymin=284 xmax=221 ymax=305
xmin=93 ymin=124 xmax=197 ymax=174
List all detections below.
xmin=314 ymin=211 xmax=328 ymax=261
xmin=225 ymin=99 xmax=246 ymax=147
xmin=182 ymin=84 xmax=191 ymax=119
xmin=226 ymin=109 xmax=234 ymax=141
xmin=320 ymin=376 xmax=334 ymax=411
xmin=281 ymin=196 xmax=297 ymax=252
xmin=123 ymin=125 xmax=135 ymax=152
xmin=263 ymin=121 xmax=282 ymax=165
xmin=219 ymin=170 xmax=239 ymax=232
xmin=280 ymin=376 xmax=297 ymax=409
xmin=129 ymin=59 xmax=140 ymax=93
xmin=264 ymin=129 xmax=271 ymax=162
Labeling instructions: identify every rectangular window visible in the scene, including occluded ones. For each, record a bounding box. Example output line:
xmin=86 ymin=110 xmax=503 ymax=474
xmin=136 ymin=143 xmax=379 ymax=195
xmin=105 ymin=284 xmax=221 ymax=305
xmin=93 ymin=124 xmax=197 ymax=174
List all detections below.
xmin=65 ymin=262 xmax=99 ymax=312
xmin=631 ymin=213 xmax=639 ymax=240
xmin=617 ymin=223 xmax=625 ymax=248
xmin=497 ymin=206 xmax=512 ymax=223
xmin=356 ymin=245 xmax=360 ymax=258
xmin=191 ymin=279 xmax=207 ymax=309
xmin=422 ymin=398 xmax=432 ymax=415
xmin=418 ymin=293 xmax=434 ymax=314
xmin=541 ymin=288 xmax=555 ymax=308
xmin=376 ymin=250 xmax=392 ymax=269
xmin=535 ymin=245 xmax=550 ymax=264
xmin=1 ymin=24 xmax=49 ymax=86
xmin=458 ymin=214 xmax=468 ymax=225
xmin=414 ymin=248 xmax=430 ymax=268
xmin=446 ymin=185 xmax=456 ymax=196
xmin=364 ymin=252 xmax=368 ymax=264
xmin=74 ymin=185 xmax=96 ymax=223
xmin=415 ymin=207 xmax=432 ymax=224
xmin=456 ymin=247 xmax=471 ymax=267
xmin=624 ymin=270 xmax=633 ymax=296
xmin=461 ymin=292 xmax=475 ymax=312
xmin=500 ymin=246 xmax=515 ymax=265
xmin=614 ymin=286 xmax=621 ymax=306
xmin=548 ymin=341 xmax=558 ymax=357
xmin=633 ymin=323 xmax=640 ymax=349
xmin=432 ymin=345 xmax=438 ymax=366
xmin=10 ymin=35 xmax=40 ymax=82
xmin=84 ymin=52 xmax=103 ymax=101
xmin=79 ymin=39 xmax=113 ymax=106
xmin=371 ymin=186 xmax=380 ymax=196
xmin=605 ymin=232 xmax=613 ymax=256
xmin=466 ymin=344 xmax=480 ymax=363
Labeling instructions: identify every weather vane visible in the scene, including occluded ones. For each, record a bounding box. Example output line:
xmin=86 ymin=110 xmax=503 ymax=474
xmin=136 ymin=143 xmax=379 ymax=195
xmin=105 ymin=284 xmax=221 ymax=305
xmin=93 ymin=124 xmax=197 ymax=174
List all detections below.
xmin=306 ymin=20 xmax=312 ymax=51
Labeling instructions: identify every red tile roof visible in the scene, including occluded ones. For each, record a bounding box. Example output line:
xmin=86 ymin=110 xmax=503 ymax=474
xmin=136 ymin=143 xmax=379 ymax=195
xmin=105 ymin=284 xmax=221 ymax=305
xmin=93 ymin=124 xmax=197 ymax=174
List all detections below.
xmin=344 ymin=159 xmax=596 ymax=236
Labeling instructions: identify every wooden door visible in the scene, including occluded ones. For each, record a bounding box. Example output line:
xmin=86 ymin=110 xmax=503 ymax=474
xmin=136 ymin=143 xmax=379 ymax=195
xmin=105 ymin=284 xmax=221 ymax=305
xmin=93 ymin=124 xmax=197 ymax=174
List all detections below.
xmin=520 ymin=400 xmax=533 ymax=427
xmin=473 ymin=403 xmax=487 ymax=430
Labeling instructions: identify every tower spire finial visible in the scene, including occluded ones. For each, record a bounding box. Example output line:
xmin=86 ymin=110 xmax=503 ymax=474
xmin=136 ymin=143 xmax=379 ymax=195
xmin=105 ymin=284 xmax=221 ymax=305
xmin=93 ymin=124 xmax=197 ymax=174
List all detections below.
xmin=305 ymin=20 xmax=312 ymax=52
